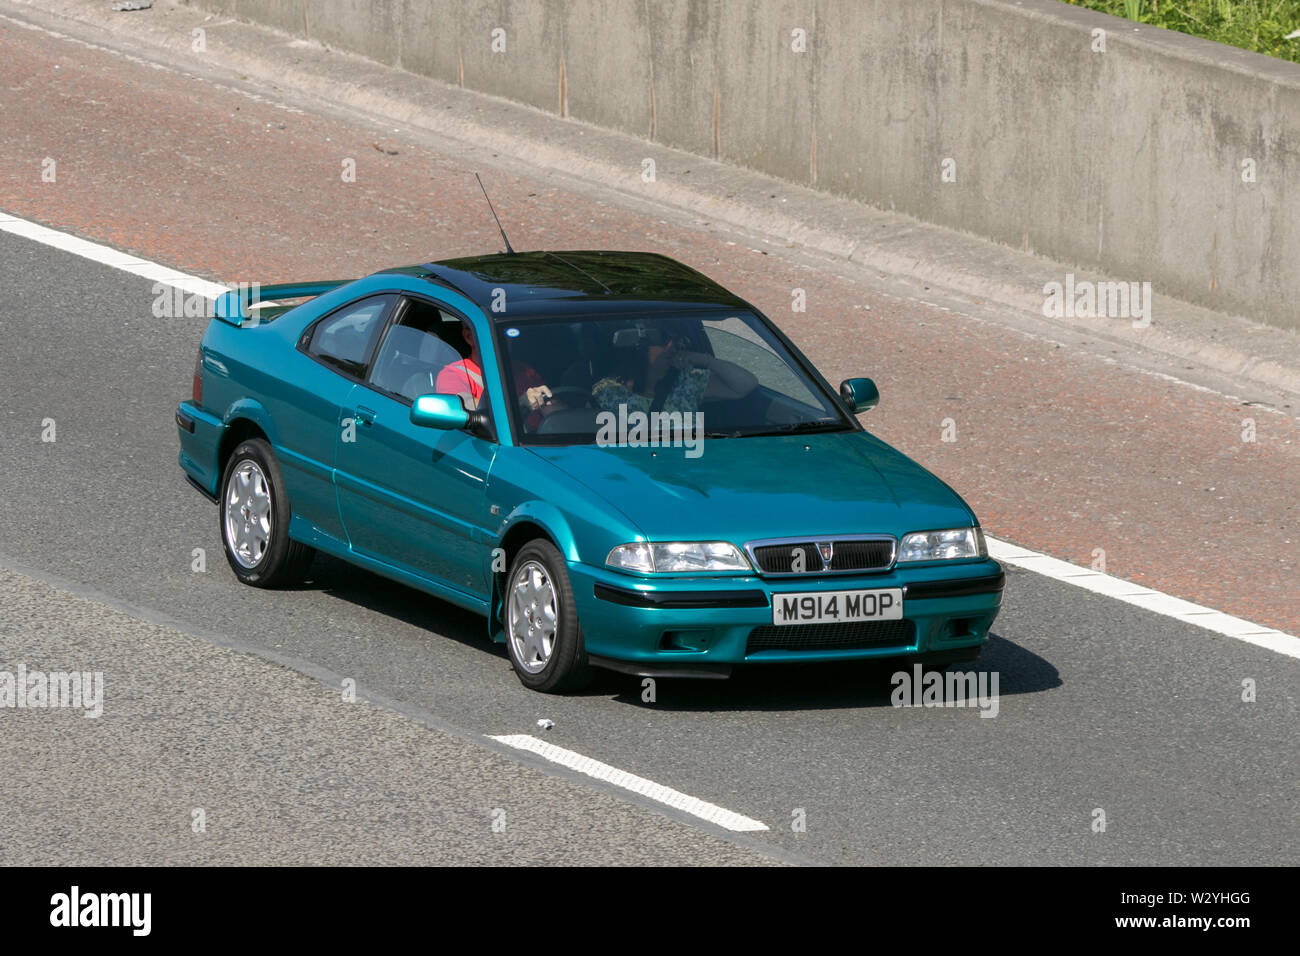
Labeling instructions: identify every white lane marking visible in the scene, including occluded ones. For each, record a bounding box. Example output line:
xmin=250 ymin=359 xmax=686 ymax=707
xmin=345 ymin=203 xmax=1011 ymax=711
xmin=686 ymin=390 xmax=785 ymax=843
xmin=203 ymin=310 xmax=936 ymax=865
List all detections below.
xmin=0 ymin=212 xmax=228 ymax=299
xmin=489 ymin=734 xmax=769 ymax=832
xmin=2 ymin=211 xmax=1295 ymax=662
xmin=986 ymin=536 xmax=1300 ymax=660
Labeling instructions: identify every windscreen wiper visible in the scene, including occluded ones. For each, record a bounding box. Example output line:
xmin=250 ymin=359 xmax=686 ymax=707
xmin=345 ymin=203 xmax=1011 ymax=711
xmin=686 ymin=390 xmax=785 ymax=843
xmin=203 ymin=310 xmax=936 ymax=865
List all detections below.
xmin=712 ymin=421 xmax=842 ymax=442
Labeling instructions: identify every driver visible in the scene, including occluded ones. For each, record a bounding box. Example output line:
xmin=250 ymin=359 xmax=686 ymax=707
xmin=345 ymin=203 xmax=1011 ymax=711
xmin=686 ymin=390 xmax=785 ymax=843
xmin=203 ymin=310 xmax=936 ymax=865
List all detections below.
xmin=516 ymin=382 xmax=577 ymax=431
xmin=437 ymin=323 xmax=563 ymax=429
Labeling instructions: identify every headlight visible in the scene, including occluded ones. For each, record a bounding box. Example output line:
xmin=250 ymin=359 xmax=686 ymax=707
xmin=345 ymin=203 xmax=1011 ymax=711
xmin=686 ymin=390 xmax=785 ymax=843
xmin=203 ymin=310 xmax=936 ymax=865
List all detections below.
xmin=606 ymin=541 xmax=751 ymax=573
xmin=897 ymin=527 xmax=985 ymax=562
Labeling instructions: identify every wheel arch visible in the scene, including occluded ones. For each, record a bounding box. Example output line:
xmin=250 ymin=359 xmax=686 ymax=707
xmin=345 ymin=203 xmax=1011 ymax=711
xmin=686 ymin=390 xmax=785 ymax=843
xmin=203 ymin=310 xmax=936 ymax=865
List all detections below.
xmin=217 ymin=417 xmax=272 ymax=477
xmin=217 ymin=398 xmax=280 ymax=470
xmin=488 ymin=505 xmax=578 ymax=643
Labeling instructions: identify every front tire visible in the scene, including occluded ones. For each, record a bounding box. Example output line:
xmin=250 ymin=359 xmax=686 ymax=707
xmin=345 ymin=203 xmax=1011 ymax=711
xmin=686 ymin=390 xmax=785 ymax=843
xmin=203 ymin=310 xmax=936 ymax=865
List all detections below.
xmin=219 ymin=438 xmax=314 ymax=587
xmin=505 ymin=539 xmax=592 ymax=692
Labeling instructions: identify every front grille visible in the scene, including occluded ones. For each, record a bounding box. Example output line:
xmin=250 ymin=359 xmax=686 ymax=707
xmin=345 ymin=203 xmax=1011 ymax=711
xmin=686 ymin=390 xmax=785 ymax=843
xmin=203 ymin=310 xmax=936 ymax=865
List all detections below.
xmin=829 ymin=540 xmax=894 ymax=571
xmin=748 ymin=537 xmax=894 ymax=575
xmin=752 ymin=542 xmax=819 ymax=574
xmin=746 ymin=619 xmax=914 ymax=653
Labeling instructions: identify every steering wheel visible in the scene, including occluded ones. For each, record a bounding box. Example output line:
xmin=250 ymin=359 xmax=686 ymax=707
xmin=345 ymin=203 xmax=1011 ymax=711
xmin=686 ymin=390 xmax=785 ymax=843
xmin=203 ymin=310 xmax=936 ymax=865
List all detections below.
xmin=546 ymin=385 xmax=594 ymax=409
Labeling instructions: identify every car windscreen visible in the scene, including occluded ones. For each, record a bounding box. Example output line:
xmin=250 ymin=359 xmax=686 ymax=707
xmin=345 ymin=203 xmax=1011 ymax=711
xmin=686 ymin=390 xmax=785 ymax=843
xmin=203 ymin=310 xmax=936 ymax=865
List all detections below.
xmin=495 ymin=310 xmax=851 ymax=445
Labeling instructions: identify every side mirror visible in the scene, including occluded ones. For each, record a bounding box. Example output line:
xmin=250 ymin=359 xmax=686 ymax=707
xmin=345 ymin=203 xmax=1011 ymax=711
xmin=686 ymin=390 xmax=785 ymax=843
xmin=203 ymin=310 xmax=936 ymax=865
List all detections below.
xmin=410 ymin=393 xmax=471 ymax=430
xmin=839 ymin=377 xmax=879 ymax=413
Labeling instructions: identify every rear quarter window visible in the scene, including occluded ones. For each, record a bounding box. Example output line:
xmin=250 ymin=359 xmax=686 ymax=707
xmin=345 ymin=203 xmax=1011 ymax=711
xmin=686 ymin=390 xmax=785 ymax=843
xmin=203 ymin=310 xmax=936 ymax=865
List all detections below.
xmin=304 ymin=295 xmax=394 ymax=377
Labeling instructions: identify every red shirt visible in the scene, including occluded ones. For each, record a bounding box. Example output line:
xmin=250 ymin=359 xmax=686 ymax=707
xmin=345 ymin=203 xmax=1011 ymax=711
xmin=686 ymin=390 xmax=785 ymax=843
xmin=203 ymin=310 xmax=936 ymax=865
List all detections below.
xmin=436 ymin=357 xmax=547 ymax=428
xmin=436 ymin=357 xmax=486 ymax=400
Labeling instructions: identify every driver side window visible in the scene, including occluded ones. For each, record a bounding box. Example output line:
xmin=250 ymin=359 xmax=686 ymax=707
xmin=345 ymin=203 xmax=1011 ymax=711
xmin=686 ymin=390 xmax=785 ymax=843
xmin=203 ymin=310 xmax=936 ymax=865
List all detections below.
xmin=367 ymin=298 xmax=471 ymax=404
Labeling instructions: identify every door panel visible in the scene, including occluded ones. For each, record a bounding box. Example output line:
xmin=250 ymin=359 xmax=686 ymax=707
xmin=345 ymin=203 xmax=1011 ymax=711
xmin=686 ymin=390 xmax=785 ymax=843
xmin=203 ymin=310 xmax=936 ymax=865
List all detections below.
xmin=268 ymin=360 xmax=360 ymax=543
xmin=334 ymin=385 xmax=496 ymax=597
xmin=268 ymin=295 xmax=394 ymax=542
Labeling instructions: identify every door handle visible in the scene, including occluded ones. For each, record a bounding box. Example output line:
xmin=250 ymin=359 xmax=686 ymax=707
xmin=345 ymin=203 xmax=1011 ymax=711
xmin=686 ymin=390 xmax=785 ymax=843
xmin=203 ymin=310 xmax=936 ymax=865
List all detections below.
xmin=354 ymin=406 xmax=376 ymax=426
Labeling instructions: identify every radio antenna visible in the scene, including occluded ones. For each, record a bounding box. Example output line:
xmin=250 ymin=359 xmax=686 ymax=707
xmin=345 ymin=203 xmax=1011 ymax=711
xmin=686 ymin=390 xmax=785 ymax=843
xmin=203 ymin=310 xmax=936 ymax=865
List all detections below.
xmin=475 ymin=173 xmax=515 ymax=255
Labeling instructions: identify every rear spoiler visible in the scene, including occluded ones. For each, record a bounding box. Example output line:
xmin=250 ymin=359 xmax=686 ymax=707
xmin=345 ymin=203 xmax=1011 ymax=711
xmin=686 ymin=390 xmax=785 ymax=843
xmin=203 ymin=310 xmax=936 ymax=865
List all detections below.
xmin=213 ymin=280 xmax=351 ymax=326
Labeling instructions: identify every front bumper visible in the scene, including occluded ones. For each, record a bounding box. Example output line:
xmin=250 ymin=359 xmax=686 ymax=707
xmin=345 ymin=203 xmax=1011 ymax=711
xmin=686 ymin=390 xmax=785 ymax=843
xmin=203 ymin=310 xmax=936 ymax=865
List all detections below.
xmin=569 ymin=558 xmax=1004 ymax=671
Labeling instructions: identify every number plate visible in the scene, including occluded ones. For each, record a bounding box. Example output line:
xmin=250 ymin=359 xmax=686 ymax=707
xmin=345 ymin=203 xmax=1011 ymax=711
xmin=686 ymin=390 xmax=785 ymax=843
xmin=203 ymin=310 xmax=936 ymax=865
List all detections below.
xmin=772 ymin=588 xmax=903 ymax=625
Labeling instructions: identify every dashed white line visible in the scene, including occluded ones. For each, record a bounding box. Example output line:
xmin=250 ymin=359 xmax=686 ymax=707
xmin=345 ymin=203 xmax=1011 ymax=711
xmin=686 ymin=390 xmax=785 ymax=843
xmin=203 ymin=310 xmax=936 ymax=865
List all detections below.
xmin=985 ymin=536 xmax=1300 ymax=660
xmin=489 ymin=734 xmax=770 ymax=832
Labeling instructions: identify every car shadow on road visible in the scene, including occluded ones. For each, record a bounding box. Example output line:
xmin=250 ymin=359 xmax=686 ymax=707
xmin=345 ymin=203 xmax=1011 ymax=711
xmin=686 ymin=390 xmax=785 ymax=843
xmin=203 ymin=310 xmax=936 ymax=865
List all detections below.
xmin=600 ymin=634 xmax=1061 ymax=711
xmin=302 ymin=554 xmax=508 ymax=658
xmin=298 ymin=556 xmax=1059 ymax=711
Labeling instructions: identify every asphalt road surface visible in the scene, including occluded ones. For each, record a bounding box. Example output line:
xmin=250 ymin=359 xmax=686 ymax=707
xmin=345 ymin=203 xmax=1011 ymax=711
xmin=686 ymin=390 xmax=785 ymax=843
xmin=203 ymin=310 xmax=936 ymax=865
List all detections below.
xmin=0 ymin=232 xmax=1295 ymax=865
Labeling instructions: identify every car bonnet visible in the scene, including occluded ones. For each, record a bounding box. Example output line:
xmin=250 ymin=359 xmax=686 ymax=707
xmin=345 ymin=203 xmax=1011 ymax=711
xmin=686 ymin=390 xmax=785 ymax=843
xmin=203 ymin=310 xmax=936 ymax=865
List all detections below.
xmin=525 ymin=430 xmax=976 ymax=544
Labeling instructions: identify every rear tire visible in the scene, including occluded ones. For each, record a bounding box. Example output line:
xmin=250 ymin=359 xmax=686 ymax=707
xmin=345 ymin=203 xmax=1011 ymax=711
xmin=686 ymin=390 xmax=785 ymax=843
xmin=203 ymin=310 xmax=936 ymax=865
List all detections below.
xmin=504 ymin=539 xmax=592 ymax=693
xmin=219 ymin=438 xmax=315 ymax=587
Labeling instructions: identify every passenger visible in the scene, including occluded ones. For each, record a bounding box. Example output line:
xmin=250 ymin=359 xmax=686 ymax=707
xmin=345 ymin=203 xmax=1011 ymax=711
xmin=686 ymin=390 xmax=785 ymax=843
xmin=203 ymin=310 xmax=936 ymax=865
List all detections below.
xmin=592 ymin=331 xmax=756 ymax=415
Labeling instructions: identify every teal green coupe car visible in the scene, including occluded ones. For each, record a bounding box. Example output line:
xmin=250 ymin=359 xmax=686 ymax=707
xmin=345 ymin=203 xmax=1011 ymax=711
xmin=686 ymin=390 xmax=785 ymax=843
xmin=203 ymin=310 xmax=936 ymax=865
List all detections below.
xmin=176 ymin=251 xmax=1003 ymax=692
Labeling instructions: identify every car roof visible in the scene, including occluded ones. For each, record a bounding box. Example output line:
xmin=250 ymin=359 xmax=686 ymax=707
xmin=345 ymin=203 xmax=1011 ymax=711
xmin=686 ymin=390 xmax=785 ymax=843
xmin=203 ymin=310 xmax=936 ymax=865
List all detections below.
xmin=378 ymin=251 xmax=750 ymax=320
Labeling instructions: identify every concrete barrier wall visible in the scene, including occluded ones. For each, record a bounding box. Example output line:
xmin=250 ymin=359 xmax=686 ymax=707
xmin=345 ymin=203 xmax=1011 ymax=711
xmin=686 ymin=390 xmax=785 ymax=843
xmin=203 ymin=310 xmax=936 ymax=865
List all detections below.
xmin=184 ymin=0 xmax=1300 ymax=330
